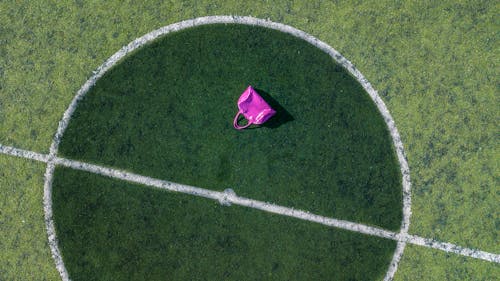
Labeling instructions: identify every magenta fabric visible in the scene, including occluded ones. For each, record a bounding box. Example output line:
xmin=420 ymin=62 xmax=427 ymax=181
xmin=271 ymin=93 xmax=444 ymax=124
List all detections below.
xmin=233 ymin=86 xmax=276 ymax=130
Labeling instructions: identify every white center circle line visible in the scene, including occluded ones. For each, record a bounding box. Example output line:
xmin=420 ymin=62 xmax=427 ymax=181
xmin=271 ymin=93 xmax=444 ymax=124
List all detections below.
xmin=38 ymin=16 xmax=413 ymax=280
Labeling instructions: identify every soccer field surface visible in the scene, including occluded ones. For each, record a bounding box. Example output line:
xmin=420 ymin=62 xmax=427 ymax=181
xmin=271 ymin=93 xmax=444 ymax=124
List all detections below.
xmin=1 ymin=1 xmax=498 ymax=280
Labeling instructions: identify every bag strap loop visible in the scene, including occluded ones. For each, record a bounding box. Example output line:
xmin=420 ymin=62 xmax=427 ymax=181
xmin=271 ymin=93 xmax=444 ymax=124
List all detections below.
xmin=233 ymin=111 xmax=252 ymax=130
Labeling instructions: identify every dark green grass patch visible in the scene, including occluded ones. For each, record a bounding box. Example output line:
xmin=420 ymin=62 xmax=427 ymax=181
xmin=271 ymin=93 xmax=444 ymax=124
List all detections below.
xmin=58 ymin=24 xmax=403 ymax=231
xmin=52 ymin=166 xmax=396 ymax=281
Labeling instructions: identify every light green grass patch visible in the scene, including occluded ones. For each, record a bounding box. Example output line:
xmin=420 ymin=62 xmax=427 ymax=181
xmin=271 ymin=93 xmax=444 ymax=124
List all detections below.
xmin=395 ymin=243 xmax=500 ymax=281
xmin=0 ymin=155 xmax=59 ymax=280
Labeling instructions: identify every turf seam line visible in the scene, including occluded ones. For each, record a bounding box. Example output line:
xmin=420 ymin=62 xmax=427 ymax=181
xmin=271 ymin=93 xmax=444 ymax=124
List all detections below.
xmin=1 ymin=144 xmax=499 ymax=264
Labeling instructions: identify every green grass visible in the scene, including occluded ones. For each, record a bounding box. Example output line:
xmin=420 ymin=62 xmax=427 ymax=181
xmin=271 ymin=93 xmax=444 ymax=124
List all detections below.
xmin=394 ymin=244 xmax=500 ymax=281
xmin=0 ymin=0 xmax=498 ymax=280
xmin=0 ymin=155 xmax=59 ymax=280
xmin=57 ymin=24 xmax=402 ymax=231
xmin=52 ymin=166 xmax=396 ymax=281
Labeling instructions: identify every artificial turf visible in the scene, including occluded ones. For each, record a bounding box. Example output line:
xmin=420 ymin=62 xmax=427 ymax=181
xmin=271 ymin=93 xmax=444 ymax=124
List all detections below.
xmin=52 ymin=166 xmax=396 ymax=281
xmin=1 ymin=1 xmax=497 ymax=280
xmin=57 ymin=24 xmax=403 ymax=231
xmin=0 ymin=155 xmax=59 ymax=280
xmin=394 ymin=244 xmax=500 ymax=281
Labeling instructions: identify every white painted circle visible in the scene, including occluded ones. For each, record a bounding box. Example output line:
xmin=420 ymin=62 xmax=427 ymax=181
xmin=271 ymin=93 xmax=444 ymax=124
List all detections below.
xmin=43 ymin=16 xmax=412 ymax=281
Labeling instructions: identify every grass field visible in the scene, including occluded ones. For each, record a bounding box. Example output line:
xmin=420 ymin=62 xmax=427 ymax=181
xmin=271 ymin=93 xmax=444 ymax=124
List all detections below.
xmin=0 ymin=1 xmax=498 ymax=280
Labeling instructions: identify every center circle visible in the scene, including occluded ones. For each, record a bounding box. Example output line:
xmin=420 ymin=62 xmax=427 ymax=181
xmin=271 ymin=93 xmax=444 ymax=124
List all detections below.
xmin=49 ymin=18 xmax=406 ymax=280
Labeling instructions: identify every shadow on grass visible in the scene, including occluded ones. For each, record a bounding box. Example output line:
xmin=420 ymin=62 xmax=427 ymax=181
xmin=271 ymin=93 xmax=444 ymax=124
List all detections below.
xmin=255 ymin=88 xmax=294 ymax=129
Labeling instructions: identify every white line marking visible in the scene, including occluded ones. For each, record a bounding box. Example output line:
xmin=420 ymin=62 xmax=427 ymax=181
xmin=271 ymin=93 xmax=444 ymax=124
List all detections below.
xmin=54 ymin=156 xmax=398 ymax=240
xmin=30 ymin=16 xmax=413 ymax=280
xmin=1 ymin=144 xmax=499 ymax=264
xmin=43 ymin=161 xmax=68 ymax=280
xmin=0 ymin=144 xmax=69 ymax=279
xmin=386 ymin=240 xmax=407 ymax=281
xmin=0 ymin=145 xmax=50 ymax=162
xmin=403 ymin=235 xmax=500 ymax=263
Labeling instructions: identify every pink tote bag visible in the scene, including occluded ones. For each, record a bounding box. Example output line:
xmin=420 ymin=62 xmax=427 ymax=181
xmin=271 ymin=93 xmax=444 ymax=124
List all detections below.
xmin=233 ymin=86 xmax=276 ymax=130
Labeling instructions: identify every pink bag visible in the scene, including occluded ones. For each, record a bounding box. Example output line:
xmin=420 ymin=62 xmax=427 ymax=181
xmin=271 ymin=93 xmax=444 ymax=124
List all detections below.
xmin=233 ymin=86 xmax=276 ymax=130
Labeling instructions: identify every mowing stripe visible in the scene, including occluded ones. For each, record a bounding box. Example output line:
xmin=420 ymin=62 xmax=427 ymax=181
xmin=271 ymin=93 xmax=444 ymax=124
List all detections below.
xmin=1 ymin=144 xmax=499 ymax=264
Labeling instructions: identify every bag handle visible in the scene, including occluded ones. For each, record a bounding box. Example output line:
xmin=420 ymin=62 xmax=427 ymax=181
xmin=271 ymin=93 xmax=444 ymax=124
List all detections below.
xmin=233 ymin=111 xmax=252 ymax=130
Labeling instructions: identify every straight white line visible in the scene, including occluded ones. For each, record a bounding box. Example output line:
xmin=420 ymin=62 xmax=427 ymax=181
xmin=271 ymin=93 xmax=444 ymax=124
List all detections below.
xmin=57 ymin=158 xmax=399 ymax=240
xmin=1 ymin=143 xmax=498 ymax=264
xmin=403 ymin=235 xmax=500 ymax=263
xmin=53 ymin=156 xmax=398 ymax=240
xmin=0 ymin=145 xmax=50 ymax=163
